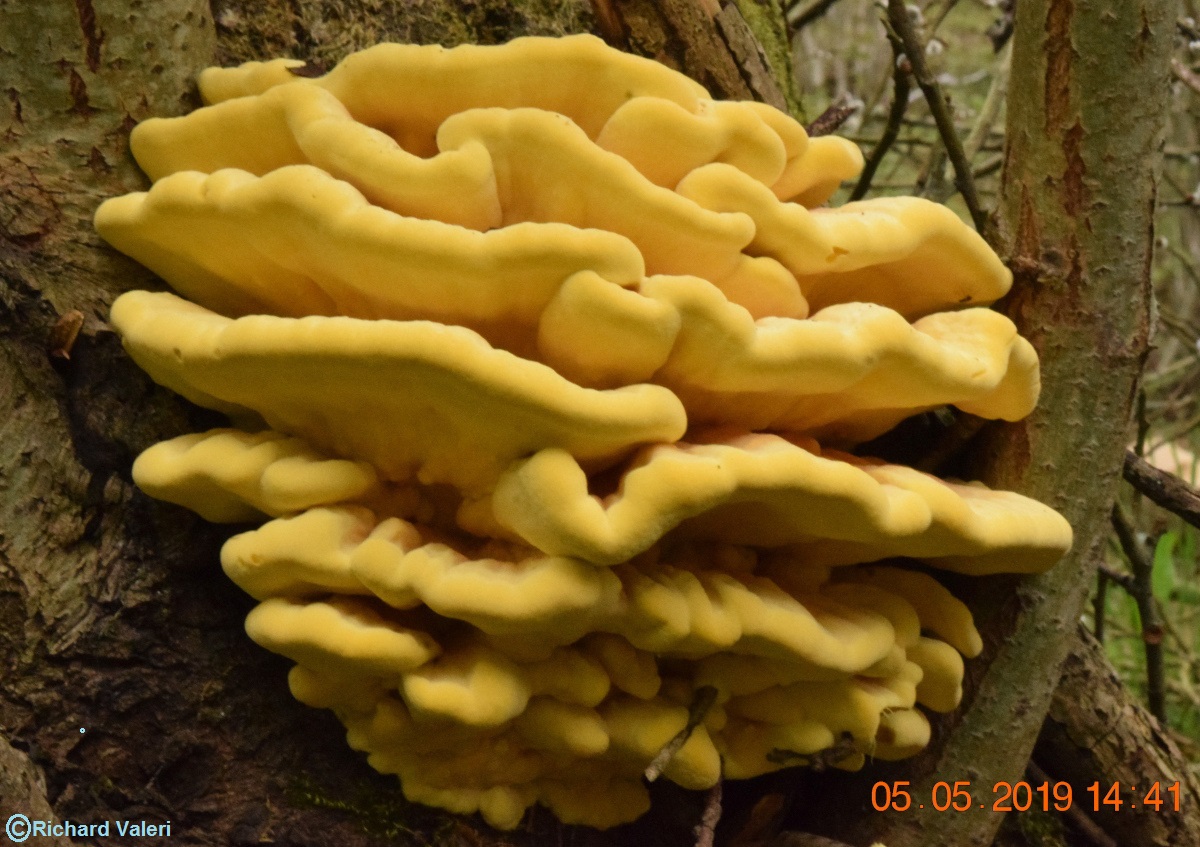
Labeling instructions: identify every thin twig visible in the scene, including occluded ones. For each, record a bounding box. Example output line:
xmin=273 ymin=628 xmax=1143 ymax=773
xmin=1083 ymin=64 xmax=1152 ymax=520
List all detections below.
xmin=1098 ymin=561 xmax=1135 ymax=593
xmin=1111 ymin=504 xmax=1166 ymax=721
xmin=1159 ymin=308 xmax=1200 ymax=342
xmin=850 ymin=33 xmax=910 ymax=201
xmin=918 ymin=136 xmax=949 ymax=199
xmin=972 ymin=153 xmax=1003 ymax=179
xmin=1149 ymin=406 xmax=1200 ymax=450
xmin=1027 ymin=761 xmax=1119 ymax=847
xmin=693 ymin=773 xmax=723 ymax=847
xmin=926 ymin=0 xmax=961 ymax=34
xmin=949 ymin=39 xmax=1011 ymax=187
xmin=1123 ymin=450 xmax=1200 ymax=529
xmin=885 ymin=0 xmax=988 ymax=231
xmin=766 ymin=734 xmax=858 ymax=770
xmin=786 ymin=0 xmax=843 ymax=31
xmin=806 ymin=102 xmax=857 ymax=137
xmin=645 ymin=686 xmax=718 ymax=781
xmin=1135 ymin=391 xmax=1149 ymax=458
xmin=1094 ymin=568 xmax=1109 ymax=641
xmin=1172 ymin=56 xmax=1200 ymax=96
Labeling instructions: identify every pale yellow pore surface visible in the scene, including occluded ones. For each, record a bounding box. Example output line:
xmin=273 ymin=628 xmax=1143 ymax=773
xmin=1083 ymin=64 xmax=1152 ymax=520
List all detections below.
xmin=131 ymin=88 xmax=809 ymax=234
xmin=487 ymin=433 xmax=1073 ymax=568
xmin=221 ymin=506 xmax=379 ymax=599
xmin=233 ymin=550 xmax=969 ymax=829
xmin=677 ymin=164 xmax=1012 ymax=318
xmin=94 ymin=167 xmax=646 ymax=353
xmin=338 ymin=692 xmax=654 ymax=829
xmin=796 ymin=457 xmax=1075 ymax=575
xmin=134 ymin=429 xmax=381 ymax=523
xmin=197 ymin=57 xmax=306 ymax=102
xmin=220 ymin=506 xmax=900 ymax=671
xmin=831 ymin=565 xmax=984 ymax=657
xmin=245 ymin=596 xmax=439 ymax=680
xmin=109 ymin=291 xmax=687 ymax=492
xmin=98 ymin=32 xmax=1070 ymax=830
xmin=718 ymin=665 xmax=925 ymax=779
xmin=734 ymin=100 xmax=863 ymax=205
xmin=873 ymin=708 xmax=933 ymax=760
xmin=198 ymin=34 xmax=708 ymax=148
xmin=540 ymin=271 xmax=1040 ymax=435
xmin=907 ymin=636 xmax=966 ymax=712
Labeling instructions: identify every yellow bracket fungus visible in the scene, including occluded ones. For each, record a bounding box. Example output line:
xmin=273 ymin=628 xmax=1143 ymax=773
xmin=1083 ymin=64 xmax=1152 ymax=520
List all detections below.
xmin=484 ymin=433 xmax=1070 ymax=568
xmin=98 ymin=34 xmax=1073 ymax=831
xmin=110 ymin=291 xmax=686 ymax=491
xmin=133 ymin=428 xmax=382 ymax=522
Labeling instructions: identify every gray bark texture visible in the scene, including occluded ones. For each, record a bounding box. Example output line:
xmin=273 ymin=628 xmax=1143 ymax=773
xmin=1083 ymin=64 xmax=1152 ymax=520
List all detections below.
xmin=0 ymin=1 xmax=1189 ymax=846
xmin=1036 ymin=627 xmax=1200 ymax=847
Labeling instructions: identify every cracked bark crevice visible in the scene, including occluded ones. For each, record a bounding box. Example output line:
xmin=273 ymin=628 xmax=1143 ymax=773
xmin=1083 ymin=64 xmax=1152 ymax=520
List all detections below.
xmin=1036 ymin=626 xmax=1200 ymax=847
xmin=713 ymin=3 xmax=787 ymax=110
xmin=0 ymin=733 xmax=70 ymax=847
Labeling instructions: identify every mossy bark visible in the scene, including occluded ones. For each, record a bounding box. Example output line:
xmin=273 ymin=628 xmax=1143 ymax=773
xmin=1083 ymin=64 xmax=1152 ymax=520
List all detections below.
xmin=731 ymin=0 xmax=802 ymax=118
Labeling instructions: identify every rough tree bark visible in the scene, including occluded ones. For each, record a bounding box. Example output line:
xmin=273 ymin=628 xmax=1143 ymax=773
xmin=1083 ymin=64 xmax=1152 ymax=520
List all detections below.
xmin=1035 ymin=626 xmax=1200 ymax=847
xmin=0 ymin=1 xmax=1186 ymax=847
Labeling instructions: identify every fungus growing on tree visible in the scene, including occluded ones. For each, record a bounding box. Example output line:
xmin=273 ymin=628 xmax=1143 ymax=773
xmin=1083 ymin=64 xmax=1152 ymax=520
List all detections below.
xmin=97 ymin=34 xmax=1072 ymax=830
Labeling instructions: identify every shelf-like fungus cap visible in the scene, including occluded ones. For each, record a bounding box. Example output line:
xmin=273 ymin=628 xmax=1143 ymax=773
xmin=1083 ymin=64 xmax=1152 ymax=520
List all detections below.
xmin=109 ymin=291 xmax=686 ymax=492
xmin=197 ymin=34 xmax=708 ymax=144
xmin=99 ymin=31 xmax=1075 ymax=832
xmin=486 ymin=433 xmax=1072 ymax=570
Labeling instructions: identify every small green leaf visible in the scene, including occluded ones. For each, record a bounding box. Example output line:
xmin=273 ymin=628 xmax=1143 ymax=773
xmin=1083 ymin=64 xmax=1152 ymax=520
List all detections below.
xmin=1152 ymin=531 xmax=1178 ymax=603
xmin=1171 ymin=584 xmax=1200 ymax=604
xmin=1178 ymin=525 xmax=1198 ymax=578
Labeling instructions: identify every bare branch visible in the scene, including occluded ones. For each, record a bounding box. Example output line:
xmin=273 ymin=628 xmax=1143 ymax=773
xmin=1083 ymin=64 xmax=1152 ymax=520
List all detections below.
xmin=1171 ymin=56 xmax=1200 ymax=96
xmin=1098 ymin=561 xmax=1135 ymax=593
xmin=786 ymin=0 xmax=843 ymax=32
xmin=850 ymin=33 xmax=911 ymax=201
xmin=645 ymin=686 xmax=718 ymax=781
xmin=1123 ymin=449 xmax=1200 ymax=529
xmin=693 ymin=776 xmax=723 ymax=847
xmin=1110 ymin=504 xmax=1166 ymax=721
xmin=806 ymin=102 xmax=857 ymax=136
xmin=885 ymin=0 xmax=988 ymax=230
xmin=1093 ymin=568 xmax=1109 ymax=641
